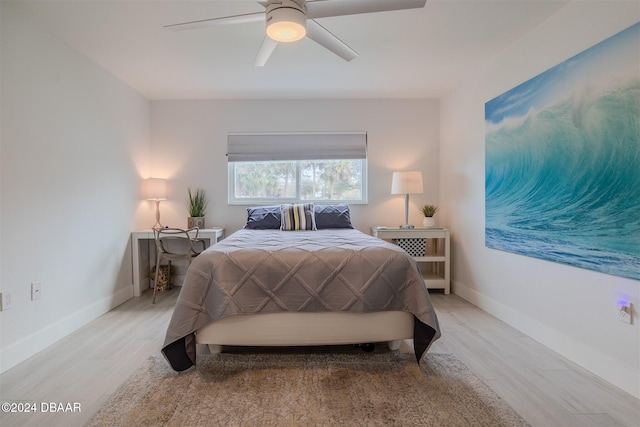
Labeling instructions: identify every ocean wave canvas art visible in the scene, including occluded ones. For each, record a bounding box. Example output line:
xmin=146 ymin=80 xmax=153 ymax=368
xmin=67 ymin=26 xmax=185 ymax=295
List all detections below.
xmin=485 ymin=22 xmax=640 ymax=281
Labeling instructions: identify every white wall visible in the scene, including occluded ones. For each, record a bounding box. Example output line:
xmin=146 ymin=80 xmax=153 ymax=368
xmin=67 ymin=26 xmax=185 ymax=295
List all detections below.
xmin=149 ymin=99 xmax=440 ymax=234
xmin=0 ymin=4 xmax=151 ymax=372
xmin=440 ymin=2 xmax=639 ymax=398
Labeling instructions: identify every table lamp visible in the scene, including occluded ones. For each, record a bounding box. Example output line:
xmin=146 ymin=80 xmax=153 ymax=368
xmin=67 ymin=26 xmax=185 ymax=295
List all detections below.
xmin=145 ymin=178 xmax=167 ymax=230
xmin=391 ymin=171 xmax=423 ymax=229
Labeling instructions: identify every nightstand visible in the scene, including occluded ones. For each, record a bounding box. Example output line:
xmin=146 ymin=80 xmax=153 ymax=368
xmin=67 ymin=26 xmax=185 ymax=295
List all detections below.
xmin=371 ymin=227 xmax=450 ymax=294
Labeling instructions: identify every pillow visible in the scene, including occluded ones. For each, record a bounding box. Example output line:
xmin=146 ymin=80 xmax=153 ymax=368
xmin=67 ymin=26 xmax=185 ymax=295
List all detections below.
xmin=244 ymin=205 xmax=282 ymax=229
xmin=280 ymin=203 xmax=317 ymax=231
xmin=314 ymin=204 xmax=354 ymax=229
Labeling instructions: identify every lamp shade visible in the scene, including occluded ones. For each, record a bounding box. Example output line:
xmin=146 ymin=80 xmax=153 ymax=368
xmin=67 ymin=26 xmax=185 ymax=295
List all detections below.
xmin=145 ymin=178 xmax=167 ymax=201
xmin=391 ymin=171 xmax=423 ymax=195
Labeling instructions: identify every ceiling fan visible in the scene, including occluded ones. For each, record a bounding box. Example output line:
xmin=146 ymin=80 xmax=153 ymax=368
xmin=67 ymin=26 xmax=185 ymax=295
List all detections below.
xmin=165 ymin=0 xmax=427 ymax=66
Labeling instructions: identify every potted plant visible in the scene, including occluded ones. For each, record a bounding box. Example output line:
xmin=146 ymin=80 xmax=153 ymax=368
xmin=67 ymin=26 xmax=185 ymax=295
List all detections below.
xmin=187 ymin=187 xmax=208 ymax=229
xmin=420 ymin=204 xmax=438 ymax=228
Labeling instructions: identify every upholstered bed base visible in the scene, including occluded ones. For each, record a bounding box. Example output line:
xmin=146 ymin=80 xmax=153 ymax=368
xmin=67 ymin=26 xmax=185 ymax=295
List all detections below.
xmin=196 ymin=311 xmax=414 ymax=352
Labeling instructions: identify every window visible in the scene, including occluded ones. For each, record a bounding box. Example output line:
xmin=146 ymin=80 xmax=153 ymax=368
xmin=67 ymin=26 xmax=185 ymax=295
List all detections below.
xmin=228 ymin=132 xmax=367 ymax=205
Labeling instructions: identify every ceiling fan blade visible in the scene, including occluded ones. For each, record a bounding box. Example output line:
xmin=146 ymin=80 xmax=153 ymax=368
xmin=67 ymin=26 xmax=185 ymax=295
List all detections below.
xmin=306 ymin=20 xmax=358 ymax=62
xmin=164 ymin=12 xmax=265 ymax=31
xmin=254 ymin=37 xmax=279 ymax=67
xmin=307 ymin=0 xmax=426 ymax=19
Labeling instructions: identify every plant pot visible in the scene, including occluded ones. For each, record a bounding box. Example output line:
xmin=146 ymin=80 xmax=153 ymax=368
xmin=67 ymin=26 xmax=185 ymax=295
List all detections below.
xmin=422 ymin=217 xmax=435 ymax=228
xmin=187 ymin=216 xmax=205 ymax=229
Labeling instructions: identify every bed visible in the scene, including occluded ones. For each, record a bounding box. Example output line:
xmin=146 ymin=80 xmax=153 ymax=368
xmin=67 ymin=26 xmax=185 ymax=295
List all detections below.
xmin=162 ymin=204 xmax=441 ymax=371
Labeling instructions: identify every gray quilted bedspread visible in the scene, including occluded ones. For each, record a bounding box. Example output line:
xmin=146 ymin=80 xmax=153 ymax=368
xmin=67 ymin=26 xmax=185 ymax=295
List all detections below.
xmin=162 ymin=229 xmax=441 ymax=371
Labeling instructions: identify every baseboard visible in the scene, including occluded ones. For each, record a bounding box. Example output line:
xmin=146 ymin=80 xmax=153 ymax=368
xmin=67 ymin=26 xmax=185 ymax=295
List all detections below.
xmin=452 ymin=280 xmax=640 ymax=399
xmin=0 ymin=286 xmax=133 ymax=374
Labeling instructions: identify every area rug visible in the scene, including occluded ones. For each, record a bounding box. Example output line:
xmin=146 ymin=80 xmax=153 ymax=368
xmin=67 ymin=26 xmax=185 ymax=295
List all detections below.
xmin=86 ymin=350 xmax=529 ymax=426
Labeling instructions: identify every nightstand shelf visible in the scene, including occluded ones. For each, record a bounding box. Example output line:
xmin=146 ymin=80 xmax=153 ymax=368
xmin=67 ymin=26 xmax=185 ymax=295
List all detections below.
xmin=414 ymin=256 xmax=447 ymax=262
xmin=370 ymin=227 xmax=450 ymax=294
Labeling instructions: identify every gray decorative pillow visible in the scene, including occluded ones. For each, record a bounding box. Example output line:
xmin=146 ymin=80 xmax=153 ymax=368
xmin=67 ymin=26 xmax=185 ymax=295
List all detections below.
xmin=314 ymin=204 xmax=354 ymax=229
xmin=244 ymin=205 xmax=282 ymax=229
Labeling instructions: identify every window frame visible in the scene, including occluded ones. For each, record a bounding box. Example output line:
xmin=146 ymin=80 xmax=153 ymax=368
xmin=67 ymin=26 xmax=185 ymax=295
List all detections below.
xmin=227 ymin=132 xmax=368 ymax=205
xmin=227 ymin=159 xmax=368 ymax=205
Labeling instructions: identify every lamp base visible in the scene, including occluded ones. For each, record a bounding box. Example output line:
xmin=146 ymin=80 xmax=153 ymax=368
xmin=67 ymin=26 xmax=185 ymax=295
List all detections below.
xmin=152 ymin=200 xmax=164 ymax=230
xmin=399 ymin=224 xmax=415 ymax=229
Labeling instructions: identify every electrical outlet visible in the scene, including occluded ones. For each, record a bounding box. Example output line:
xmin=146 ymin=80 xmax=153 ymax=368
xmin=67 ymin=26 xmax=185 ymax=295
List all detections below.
xmin=618 ymin=301 xmax=632 ymax=324
xmin=0 ymin=291 xmax=12 ymax=311
xmin=31 ymin=282 xmax=42 ymax=300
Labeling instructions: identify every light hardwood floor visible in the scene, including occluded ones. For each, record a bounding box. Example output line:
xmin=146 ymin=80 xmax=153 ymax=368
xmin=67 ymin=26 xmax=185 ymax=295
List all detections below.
xmin=0 ymin=290 xmax=638 ymax=427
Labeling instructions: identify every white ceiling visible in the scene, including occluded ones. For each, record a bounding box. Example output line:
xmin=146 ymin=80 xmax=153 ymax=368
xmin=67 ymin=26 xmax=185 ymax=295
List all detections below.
xmin=7 ymin=0 xmax=571 ymax=100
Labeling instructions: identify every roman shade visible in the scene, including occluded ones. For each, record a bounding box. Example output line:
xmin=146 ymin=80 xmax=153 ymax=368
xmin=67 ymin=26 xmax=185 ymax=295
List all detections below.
xmin=227 ymin=132 xmax=367 ymax=162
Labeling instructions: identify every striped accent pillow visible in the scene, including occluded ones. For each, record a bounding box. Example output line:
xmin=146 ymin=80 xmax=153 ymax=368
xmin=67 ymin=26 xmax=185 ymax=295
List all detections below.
xmin=280 ymin=203 xmax=317 ymax=231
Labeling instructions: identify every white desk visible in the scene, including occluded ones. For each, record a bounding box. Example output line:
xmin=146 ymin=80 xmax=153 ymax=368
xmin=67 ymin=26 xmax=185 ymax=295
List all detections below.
xmin=131 ymin=228 xmax=224 ymax=297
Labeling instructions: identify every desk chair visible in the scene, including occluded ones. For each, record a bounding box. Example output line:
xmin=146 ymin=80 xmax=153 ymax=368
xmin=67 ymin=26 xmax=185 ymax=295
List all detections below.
xmin=152 ymin=227 xmax=205 ymax=304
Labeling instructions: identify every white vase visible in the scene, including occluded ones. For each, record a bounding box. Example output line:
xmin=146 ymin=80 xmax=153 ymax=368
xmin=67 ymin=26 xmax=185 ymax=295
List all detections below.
xmin=422 ymin=217 xmax=435 ymax=228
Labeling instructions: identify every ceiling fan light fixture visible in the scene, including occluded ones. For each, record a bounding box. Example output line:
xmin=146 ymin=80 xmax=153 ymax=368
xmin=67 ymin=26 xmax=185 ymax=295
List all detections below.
xmin=266 ymin=6 xmax=307 ymax=43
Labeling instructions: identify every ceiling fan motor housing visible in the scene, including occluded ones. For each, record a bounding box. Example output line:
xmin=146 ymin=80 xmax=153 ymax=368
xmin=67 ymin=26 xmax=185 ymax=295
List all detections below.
xmin=266 ymin=0 xmax=308 ymax=42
